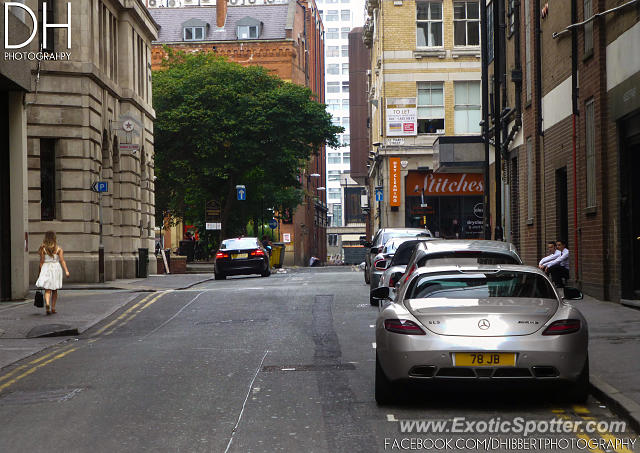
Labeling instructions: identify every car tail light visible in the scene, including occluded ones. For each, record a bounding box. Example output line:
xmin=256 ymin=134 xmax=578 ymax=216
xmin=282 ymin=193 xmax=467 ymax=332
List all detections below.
xmin=215 ymin=252 xmax=229 ymax=259
xmin=389 ymin=275 xmax=397 ymax=287
xmin=384 ymin=319 xmax=425 ymax=335
xmin=374 ymin=258 xmax=388 ymax=270
xmin=404 ymin=264 xmax=416 ymax=283
xmin=250 ymin=249 xmax=265 ymax=257
xmin=542 ymin=319 xmax=581 ymax=335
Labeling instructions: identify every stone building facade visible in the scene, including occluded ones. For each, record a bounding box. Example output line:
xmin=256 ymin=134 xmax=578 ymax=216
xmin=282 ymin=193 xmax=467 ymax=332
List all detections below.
xmin=25 ymin=0 xmax=159 ymax=284
xmin=149 ymin=0 xmax=327 ymax=266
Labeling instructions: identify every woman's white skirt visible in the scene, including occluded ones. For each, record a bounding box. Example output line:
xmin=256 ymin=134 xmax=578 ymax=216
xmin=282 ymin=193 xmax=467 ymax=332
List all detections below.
xmin=36 ymin=262 xmax=63 ymax=290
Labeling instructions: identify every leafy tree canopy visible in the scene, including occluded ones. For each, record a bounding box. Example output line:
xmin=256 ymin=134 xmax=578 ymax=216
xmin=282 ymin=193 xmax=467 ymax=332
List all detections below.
xmin=153 ymin=50 xmax=342 ymax=240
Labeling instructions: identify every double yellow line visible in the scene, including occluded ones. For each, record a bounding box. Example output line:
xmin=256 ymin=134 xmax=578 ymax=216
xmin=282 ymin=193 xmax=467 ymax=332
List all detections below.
xmin=0 ymin=290 xmax=171 ymax=394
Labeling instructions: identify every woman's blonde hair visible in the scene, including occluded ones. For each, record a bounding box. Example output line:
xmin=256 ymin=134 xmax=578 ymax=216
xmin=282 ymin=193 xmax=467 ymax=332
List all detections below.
xmin=40 ymin=231 xmax=58 ymax=257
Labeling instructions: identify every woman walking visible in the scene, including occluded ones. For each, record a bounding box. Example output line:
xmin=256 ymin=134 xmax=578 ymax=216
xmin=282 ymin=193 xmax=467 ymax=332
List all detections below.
xmin=35 ymin=231 xmax=70 ymax=315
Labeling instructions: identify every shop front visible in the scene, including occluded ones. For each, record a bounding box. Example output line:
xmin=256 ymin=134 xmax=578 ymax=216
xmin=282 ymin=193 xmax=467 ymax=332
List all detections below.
xmin=405 ymin=172 xmax=484 ymax=239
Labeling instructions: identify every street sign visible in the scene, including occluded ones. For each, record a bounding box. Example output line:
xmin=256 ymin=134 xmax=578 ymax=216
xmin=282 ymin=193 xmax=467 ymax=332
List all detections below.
xmin=236 ymin=185 xmax=246 ymax=201
xmin=119 ymin=143 xmax=139 ymax=153
xmin=206 ymin=200 xmax=221 ymax=224
xmin=206 ymin=222 xmax=222 ymax=230
xmin=375 ymin=187 xmax=384 ymax=202
xmin=268 ymin=219 xmax=278 ymax=229
xmin=91 ymin=181 xmax=108 ymax=193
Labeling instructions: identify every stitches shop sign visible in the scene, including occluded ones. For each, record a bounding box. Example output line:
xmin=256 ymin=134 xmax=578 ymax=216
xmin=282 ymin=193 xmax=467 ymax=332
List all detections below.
xmin=406 ymin=172 xmax=484 ymax=196
xmin=386 ymin=98 xmax=417 ymax=137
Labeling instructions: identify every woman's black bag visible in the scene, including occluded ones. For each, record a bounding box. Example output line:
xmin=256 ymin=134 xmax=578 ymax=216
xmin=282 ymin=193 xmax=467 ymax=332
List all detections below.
xmin=34 ymin=290 xmax=44 ymax=308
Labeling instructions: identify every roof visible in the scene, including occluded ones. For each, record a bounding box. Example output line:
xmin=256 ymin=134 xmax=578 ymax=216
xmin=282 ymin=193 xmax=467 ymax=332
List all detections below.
xmin=150 ymin=5 xmax=291 ymax=43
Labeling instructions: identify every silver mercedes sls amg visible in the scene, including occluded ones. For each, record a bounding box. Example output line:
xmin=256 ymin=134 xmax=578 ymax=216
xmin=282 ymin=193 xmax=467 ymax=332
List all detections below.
xmin=372 ymin=265 xmax=588 ymax=405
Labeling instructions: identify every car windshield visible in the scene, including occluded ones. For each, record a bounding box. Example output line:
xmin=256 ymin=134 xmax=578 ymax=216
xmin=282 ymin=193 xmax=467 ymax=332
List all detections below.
xmin=383 ymin=238 xmax=415 ymax=255
xmin=418 ymin=252 xmax=520 ymax=266
xmin=390 ymin=240 xmax=423 ymax=266
xmin=221 ymin=238 xmax=259 ymax=250
xmin=381 ymin=231 xmax=430 ymax=246
xmin=409 ymin=272 xmax=556 ymax=300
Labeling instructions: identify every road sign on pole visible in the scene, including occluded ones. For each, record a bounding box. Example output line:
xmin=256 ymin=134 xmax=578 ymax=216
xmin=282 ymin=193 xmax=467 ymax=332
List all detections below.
xmin=268 ymin=218 xmax=278 ymax=229
xmin=236 ymin=185 xmax=246 ymax=201
xmin=375 ymin=187 xmax=383 ymax=202
xmin=91 ymin=181 xmax=108 ymax=193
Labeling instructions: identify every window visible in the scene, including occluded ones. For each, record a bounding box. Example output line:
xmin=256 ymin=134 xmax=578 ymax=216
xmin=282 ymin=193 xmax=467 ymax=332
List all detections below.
xmin=416 ymin=1 xmax=443 ymax=47
xmin=525 ymin=0 xmax=532 ymax=102
xmin=342 ymin=117 xmax=350 ymax=130
xmin=584 ymin=0 xmax=593 ymax=55
xmin=341 ymin=45 xmax=349 ymax=57
xmin=237 ymin=25 xmax=258 ymax=39
xmin=328 ymin=170 xmax=342 ymax=181
xmin=328 ymin=63 xmax=340 ymax=74
xmin=40 ymin=139 xmax=56 ymax=221
xmin=343 ymin=152 xmax=351 ymax=164
xmin=185 ymin=26 xmax=205 ymax=41
xmin=341 ymin=0 xmax=351 ymax=3
xmin=342 ymin=81 xmax=349 ymax=93
xmin=326 ymin=10 xmax=339 ymax=21
xmin=585 ymin=99 xmax=596 ymax=208
xmin=326 ymin=0 xmax=338 ymax=3
xmin=327 ymin=82 xmax=340 ymax=93
xmin=417 ymin=82 xmax=445 ymax=134
xmin=331 ymin=117 xmax=341 ymax=126
xmin=327 ymin=46 xmax=339 ymax=57
xmin=326 ymin=28 xmax=339 ymax=39
xmin=507 ymin=0 xmax=516 ymax=36
xmin=328 ymin=188 xmax=342 ymax=200
xmin=342 ymin=63 xmax=349 ymax=75
xmin=328 ymin=152 xmax=342 ymax=164
xmin=327 ymin=99 xmax=340 ymax=111
xmin=342 ymin=134 xmax=350 ymax=145
xmin=454 ymin=2 xmax=480 ymax=46
xmin=342 ymin=99 xmax=350 ymax=109
xmin=341 ymin=27 xmax=351 ymax=38
xmin=341 ymin=10 xmax=351 ymax=21
xmin=332 ymin=204 xmax=343 ymax=226
xmin=487 ymin=2 xmax=494 ymax=62
xmin=454 ymin=81 xmax=481 ymax=134
xmin=526 ymin=137 xmax=534 ymax=221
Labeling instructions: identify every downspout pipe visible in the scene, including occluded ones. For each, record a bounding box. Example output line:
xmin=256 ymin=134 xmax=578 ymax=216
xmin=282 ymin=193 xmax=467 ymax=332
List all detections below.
xmin=493 ymin=0 xmax=503 ymax=240
xmin=571 ymin=0 xmax=580 ymax=279
xmin=503 ymin=0 xmax=523 ymax=154
xmin=480 ymin=0 xmax=491 ymax=239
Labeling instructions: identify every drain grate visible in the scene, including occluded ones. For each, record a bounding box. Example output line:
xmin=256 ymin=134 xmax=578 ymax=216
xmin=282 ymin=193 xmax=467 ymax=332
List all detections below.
xmin=196 ymin=318 xmax=269 ymax=326
xmin=261 ymin=363 xmax=356 ymax=372
xmin=0 ymin=388 xmax=84 ymax=405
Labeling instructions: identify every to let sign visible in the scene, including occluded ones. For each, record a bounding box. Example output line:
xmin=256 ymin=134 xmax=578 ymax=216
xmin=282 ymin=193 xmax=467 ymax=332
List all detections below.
xmin=389 ymin=158 xmax=401 ymax=207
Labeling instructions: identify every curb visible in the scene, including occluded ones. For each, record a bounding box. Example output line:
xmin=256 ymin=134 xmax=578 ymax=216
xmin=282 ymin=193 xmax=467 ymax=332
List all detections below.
xmin=590 ymin=375 xmax=640 ymax=434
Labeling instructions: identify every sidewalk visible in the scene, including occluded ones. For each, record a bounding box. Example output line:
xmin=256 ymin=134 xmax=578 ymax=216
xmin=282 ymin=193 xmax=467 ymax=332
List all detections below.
xmin=577 ymin=294 xmax=640 ymax=432
xmin=0 ymin=274 xmax=215 ymax=371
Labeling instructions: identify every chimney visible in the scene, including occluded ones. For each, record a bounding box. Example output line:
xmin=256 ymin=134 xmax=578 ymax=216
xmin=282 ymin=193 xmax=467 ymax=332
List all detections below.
xmin=217 ymin=0 xmax=227 ymax=28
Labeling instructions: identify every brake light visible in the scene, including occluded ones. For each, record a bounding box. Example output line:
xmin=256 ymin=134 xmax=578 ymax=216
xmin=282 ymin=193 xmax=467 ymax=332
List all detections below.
xmin=384 ymin=319 xmax=425 ymax=335
xmin=389 ymin=275 xmax=397 ymax=287
xmin=250 ymin=249 xmax=265 ymax=257
xmin=542 ymin=319 xmax=581 ymax=335
xmin=374 ymin=258 xmax=388 ymax=270
xmin=404 ymin=264 xmax=416 ymax=283
xmin=215 ymin=252 xmax=229 ymax=259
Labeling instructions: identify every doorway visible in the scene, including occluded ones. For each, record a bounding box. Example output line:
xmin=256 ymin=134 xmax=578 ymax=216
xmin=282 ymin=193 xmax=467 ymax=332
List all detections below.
xmin=620 ymin=112 xmax=640 ymax=300
xmin=555 ymin=167 xmax=569 ymax=246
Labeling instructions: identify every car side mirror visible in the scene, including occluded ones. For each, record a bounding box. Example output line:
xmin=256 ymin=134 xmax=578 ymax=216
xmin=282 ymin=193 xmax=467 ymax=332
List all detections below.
xmin=371 ymin=286 xmax=391 ymax=300
xmin=563 ymin=287 xmax=583 ymax=300
xmin=370 ymin=246 xmax=379 ymax=254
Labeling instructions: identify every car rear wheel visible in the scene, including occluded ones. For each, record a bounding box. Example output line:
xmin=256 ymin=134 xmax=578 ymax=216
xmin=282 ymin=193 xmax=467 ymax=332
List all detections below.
xmin=375 ymin=353 xmax=394 ymax=405
xmin=261 ymin=266 xmax=271 ymax=277
xmin=364 ymin=264 xmax=370 ymax=284
xmin=215 ymin=272 xmax=226 ymax=280
xmin=565 ymin=357 xmax=589 ymax=403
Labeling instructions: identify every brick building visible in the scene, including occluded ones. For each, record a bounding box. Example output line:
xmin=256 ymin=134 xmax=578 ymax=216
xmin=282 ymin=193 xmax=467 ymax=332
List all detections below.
xmin=487 ymin=0 xmax=640 ymax=304
xmin=149 ymin=0 xmax=327 ymax=266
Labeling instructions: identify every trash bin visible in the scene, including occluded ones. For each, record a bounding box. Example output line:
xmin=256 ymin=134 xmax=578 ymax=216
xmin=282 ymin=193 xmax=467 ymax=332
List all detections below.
xmin=269 ymin=246 xmax=281 ymax=268
xmin=179 ymin=240 xmax=195 ymax=262
xmin=272 ymin=242 xmax=286 ymax=268
xmin=137 ymin=247 xmax=149 ymax=278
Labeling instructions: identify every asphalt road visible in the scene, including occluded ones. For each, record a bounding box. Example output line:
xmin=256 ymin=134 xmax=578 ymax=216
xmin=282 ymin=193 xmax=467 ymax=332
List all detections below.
xmin=0 ymin=269 xmax=637 ymax=453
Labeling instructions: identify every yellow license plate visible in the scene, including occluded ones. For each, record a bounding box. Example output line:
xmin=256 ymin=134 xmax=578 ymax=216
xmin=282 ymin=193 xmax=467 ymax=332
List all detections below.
xmin=231 ymin=253 xmax=248 ymax=259
xmin=454 ymin=353 xmax=516 ymax=367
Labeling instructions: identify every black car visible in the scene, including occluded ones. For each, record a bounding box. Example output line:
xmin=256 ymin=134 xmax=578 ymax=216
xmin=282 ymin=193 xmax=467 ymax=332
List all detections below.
xmin=214 ymin=237 xmax=271 ymax=280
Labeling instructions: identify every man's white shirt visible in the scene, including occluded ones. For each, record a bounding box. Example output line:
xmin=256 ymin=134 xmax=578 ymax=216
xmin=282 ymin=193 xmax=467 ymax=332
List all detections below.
xmin=539 ymin=249 xmax=560 ymax=266
xmin=546 ymin=248 xmax=570 ymax=269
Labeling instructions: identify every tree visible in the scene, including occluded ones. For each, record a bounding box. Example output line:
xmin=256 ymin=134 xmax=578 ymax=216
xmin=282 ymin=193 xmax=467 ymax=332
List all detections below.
xmin=153 ymin=50 xmax=342 ymax=240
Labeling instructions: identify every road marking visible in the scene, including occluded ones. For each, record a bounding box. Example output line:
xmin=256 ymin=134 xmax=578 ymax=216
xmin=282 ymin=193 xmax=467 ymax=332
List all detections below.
xmin=139 ymin=291 xmax=204 ymax=340
xmin=369 ymin=325 xmax=375 ymax=328
xmin=0 ymin=347 xmax=78 ymax=393
xmin=104 ymin=291 xmax=172 ymax=336
xmin=224 ymin=350 xmax=270 ymax=453
xmin=0 ymin=365 xmax=27 ymax=383
xmin=387 ymin=414 xmax=398 ymax=422
xmin=573 ymin=405 xmax=591 ymax=414
xmin=93 ymin=292 xmax=156 ymax=336
xmin=575 ymin=433 xmax=605 ymax=453
xmin=372 ymin=342 xmax=376 ymax=349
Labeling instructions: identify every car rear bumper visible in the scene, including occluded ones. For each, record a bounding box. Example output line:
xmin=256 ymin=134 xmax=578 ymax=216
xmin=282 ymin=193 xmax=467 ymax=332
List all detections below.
xmin=376 ymin=325 xmax=588 ymax=383
xmin=215 ymin=258 xmax=267 ymax=276
xmin=371 ymin=270 xmax=383 ymax=288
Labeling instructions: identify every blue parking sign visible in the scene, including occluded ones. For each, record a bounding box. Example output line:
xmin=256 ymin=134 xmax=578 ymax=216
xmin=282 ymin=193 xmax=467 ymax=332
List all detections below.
xmin=236 ymin=185 xmax=246 ymax=201
xmin=375 ymin=188 xmax=383 ymax=202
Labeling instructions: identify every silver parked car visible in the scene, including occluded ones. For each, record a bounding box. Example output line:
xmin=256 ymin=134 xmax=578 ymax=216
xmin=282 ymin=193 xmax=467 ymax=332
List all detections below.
xmin=372 ymin=265 xmax=588 ymax=405
xmin=363 ymin=228 xmax=433 ymax=287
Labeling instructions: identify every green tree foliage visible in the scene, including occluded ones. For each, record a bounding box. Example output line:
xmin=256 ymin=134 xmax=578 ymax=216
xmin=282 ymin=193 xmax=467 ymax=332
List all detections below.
xmin=153 ymin=50 xmax=342 ymax=240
